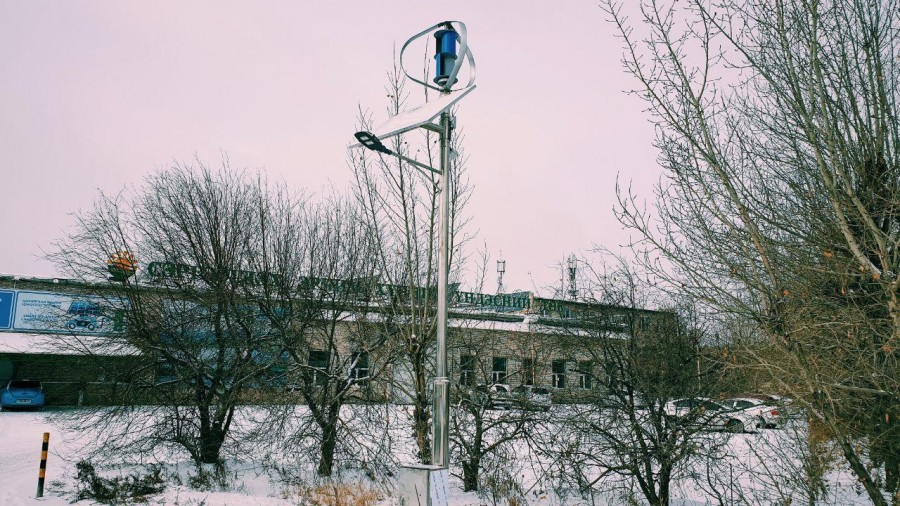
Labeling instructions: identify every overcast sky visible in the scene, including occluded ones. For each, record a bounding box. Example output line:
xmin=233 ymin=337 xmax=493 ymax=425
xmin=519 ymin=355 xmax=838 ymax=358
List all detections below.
xmin=0 ymin=1 xmax=660 ymax=295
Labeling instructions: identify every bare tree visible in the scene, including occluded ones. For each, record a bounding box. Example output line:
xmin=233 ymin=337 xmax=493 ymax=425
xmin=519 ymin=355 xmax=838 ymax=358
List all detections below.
xmin=531 ymin=255 xmax=722 ymax=506
xmin=48 ymin=159 xmax=304 ymax=468
xmin=246 ymin=195 xmax=396 ymax=477
xmin=603 ymin=1 xmax=900 ymax=503
xmin=448 ymin=324 xmax=546 ymax=493
xmin=350 ymin=62 xmax=473 ymax=463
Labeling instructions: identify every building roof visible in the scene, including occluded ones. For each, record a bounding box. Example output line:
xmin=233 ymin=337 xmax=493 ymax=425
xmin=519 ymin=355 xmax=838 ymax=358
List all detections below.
xmin=1 ymin=272 xmax=672 ymax=328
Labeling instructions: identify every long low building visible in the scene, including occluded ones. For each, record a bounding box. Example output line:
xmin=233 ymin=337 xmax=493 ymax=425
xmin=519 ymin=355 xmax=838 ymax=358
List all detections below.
xmin=0 ymin=272 xmax=671 ymax=406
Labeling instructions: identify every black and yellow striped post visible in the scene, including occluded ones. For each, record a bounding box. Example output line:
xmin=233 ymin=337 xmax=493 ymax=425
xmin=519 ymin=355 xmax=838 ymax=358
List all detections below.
xmin=36 ymin=432 xmax=49 ymax=498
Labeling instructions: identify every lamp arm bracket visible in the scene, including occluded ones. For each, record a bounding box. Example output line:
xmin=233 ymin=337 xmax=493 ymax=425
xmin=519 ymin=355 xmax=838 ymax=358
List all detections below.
xmin=391 ymin=152 xmax=442 ymax=176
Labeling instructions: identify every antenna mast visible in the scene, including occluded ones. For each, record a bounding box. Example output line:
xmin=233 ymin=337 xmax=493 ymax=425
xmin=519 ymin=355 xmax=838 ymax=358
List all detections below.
xmin=567 ymin=254 xmax=578 ymax=300
xmin=496 ymin=253 xmax=506 ymax=295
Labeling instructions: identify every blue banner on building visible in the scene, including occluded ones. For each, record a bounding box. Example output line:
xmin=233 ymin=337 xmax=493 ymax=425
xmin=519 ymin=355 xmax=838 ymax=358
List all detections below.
xmin=0 ymin=290 xmax=14 ymax=330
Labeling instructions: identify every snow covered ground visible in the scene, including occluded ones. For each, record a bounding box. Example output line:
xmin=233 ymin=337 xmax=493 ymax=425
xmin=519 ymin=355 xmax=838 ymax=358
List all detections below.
xmin=0 ymin=407 xmax=880 ymax=505
xmin=0 ymin=411 xmax=63 ymax=506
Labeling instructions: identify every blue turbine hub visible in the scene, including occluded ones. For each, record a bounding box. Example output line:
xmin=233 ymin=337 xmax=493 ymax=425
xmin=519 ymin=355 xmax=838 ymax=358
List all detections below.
xmin=433 ymin=27 xmax=459 ymax=87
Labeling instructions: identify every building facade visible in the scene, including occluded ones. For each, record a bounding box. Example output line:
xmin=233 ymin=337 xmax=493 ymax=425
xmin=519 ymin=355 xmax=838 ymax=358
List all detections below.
xmin=0 ymin=273 xmax=671 ymax=406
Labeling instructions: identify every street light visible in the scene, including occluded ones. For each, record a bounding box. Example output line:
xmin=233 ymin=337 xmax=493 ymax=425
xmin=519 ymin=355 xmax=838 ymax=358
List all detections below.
xmin=353 ymin=131 xmax=392 ymax=155
xmin=351 ymin=21 xmax=475 ymax=475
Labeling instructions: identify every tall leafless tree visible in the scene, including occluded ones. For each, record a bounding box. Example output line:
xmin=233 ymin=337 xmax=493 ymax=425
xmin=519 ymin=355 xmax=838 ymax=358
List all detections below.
xmin=530 ymin=254 xmax=722 ymax=506
xmin=448 ymin=323 xmax=546 ymax=493
xmin=245 ymin=195 xmax=396 ymax=477
xmin=49 ymin=159 xmax=306 ymax=468
xmin=603 ymin=1 xmax=900 ymax=503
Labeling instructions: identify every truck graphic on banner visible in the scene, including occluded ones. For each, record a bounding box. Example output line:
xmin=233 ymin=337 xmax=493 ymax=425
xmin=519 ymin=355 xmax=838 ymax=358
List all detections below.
xmin=64 ymin=300 xmax=105 ymax=331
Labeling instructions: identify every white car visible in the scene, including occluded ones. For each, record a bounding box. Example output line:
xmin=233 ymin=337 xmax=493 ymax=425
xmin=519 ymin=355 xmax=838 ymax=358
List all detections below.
xmin=664 ymin=398 xmax=764 ymax=433
xmin=759 ymin=394 xmax=803 ymax=420
xmin=722 ymin=397 xmax=782 ymax=429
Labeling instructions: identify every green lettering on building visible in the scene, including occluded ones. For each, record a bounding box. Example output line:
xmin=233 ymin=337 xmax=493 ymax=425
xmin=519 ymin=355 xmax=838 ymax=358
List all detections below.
xmin=147 ymin=262 xmax=536 ymax=310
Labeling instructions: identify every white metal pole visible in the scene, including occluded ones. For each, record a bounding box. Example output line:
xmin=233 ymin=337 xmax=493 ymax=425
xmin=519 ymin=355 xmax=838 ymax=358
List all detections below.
xmin=431 ymin=109 xmax=452 ymax=468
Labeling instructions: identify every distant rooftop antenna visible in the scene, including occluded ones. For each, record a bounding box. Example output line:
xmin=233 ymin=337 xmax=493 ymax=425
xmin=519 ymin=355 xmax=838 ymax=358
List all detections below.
xmin=567 ymin=254 xmax=578 ymax=300
xmin=556 ymin=261 xmax=565 ymax=299
xmin=496 ymin=253 xmax=506 ymax=295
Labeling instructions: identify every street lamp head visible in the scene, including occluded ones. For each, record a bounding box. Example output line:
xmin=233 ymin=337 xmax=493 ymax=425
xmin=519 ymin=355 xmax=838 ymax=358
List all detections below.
xmin=354 ymin=131 xmax=393 ymax=155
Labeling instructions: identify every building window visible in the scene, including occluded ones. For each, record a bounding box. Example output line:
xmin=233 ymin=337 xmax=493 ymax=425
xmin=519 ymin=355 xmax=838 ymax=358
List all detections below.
xmin=308 ymin=350 xmax=329 ymax=385
xmin=460 ymin=354 xmax=476 ymax=386
xmin=640 ymin=316 xmax=650 ymax=331
xmin=492 ymin=357 xmax=508 ymax=384
xmin=578 ymin=361 xmax=593 ymax=389
xmin=521 ymin=357 xmax=535 ymax=386
xmin=605 ymin=360 xmax=618 ymax=389
xmin=552 ymin=359 xmax=567 ymax=389
xmin=156 ymin=361 xmax=177 ymax=384
xmin=351 ymin=351 xmax=369 ymax=384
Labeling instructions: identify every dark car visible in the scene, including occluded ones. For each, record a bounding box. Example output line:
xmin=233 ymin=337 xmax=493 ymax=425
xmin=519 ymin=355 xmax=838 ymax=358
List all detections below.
xmin=1 ymin=380 xmax=46 ymax=410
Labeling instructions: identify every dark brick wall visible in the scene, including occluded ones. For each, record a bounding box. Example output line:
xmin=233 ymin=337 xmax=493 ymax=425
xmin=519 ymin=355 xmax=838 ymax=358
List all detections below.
xmin=0 ymin=353 xmax=138 ymax=406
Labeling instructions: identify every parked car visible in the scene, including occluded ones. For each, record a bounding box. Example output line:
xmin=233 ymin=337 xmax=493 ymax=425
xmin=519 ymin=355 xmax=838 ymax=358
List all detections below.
xmin=511 ymin=385 xmax=552 ymax=411
xmin=755 ymin=394 xmax=803 ymax=420
xmin=664 ymin=397 xmax=762 ymax=433
xmin=472 ymin=383 xmax=512 ymax=410
xmin=1 ymin=380 xmax=45 ymax=410
xmin=723 ymin=397 xmax=782 ymax=429
xmin=664 ymin=398 xmax=723 ymax=426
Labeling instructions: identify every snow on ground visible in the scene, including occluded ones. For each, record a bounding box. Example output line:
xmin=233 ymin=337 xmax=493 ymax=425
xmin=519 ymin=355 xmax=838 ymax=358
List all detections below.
xmin=0 ymin=411 xmax=65 ymax=506
xmin=0 ymin=409 xmax=294 ymax=506
xmin=0 ymin=407 xmax=881 ymax=505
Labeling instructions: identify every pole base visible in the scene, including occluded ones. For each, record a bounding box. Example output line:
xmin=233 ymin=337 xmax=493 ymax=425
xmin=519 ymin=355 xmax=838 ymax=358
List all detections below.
xmin=431 ymin=377 xmax=450 ymax=468
xmin=398 ymin=464 xmax=449 ymax=506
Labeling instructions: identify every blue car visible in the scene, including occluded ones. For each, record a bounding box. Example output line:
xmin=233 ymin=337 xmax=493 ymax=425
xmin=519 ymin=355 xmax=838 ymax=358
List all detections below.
xmin=1 ymin=380 xmax=45 ymax=410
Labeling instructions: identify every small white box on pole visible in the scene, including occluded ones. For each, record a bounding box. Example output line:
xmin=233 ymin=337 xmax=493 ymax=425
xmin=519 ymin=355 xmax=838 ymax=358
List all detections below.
xmin=397 ymin=464 xmax=449 ymax=506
